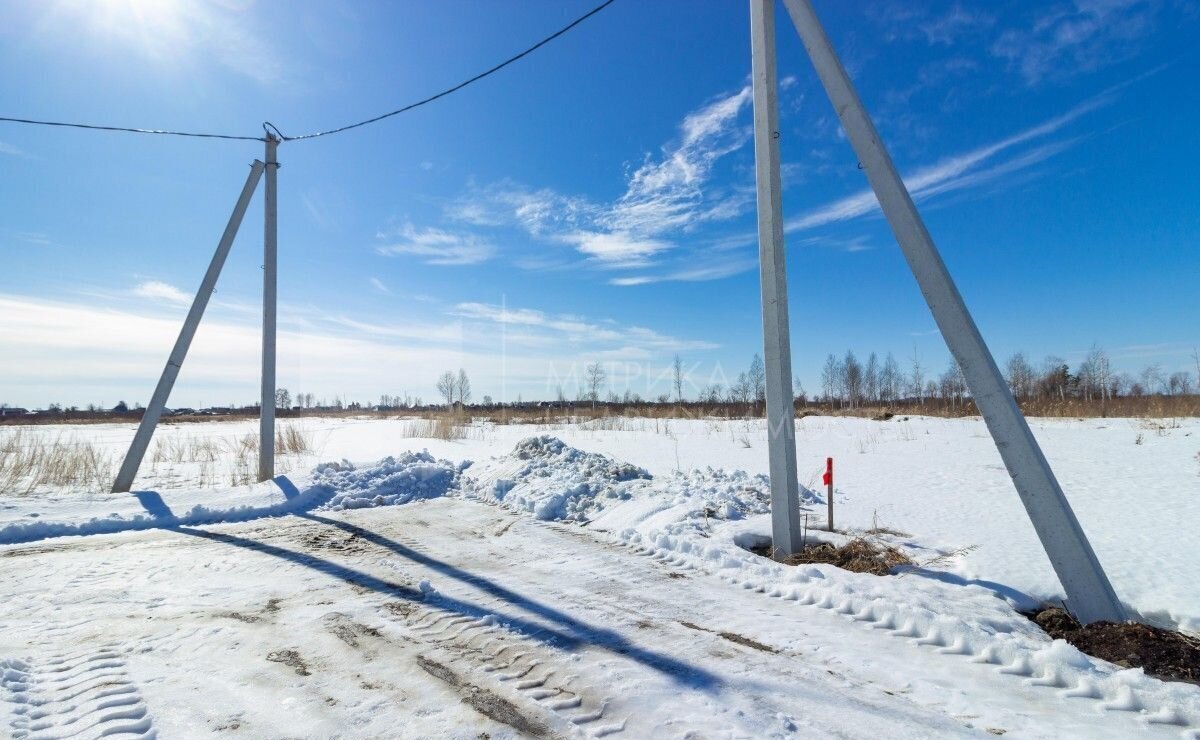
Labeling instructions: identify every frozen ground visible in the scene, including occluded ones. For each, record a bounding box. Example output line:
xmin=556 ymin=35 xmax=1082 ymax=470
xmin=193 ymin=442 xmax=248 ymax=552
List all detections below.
xmin=1 ymin=414 xmax=1198 ymax=738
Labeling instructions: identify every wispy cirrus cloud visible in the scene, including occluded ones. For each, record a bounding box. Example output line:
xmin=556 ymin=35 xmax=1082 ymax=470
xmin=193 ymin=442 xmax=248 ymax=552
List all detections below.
xmin=427 ymin=85 xmax=756 ymax=272
xmin=609 ymin=254 xmax=758 ymax=287
xmin=0 ymin=140 xmax=30 ymax=158
xmin=991 ymin=0 xmax=1163 ymax=85
xmin=784 ymin=93 xmax=1109 ymax=233
xmin=452 ymin=301 xmax=718 ymax=352
xmin=599 ymin=85 xmax=753 ymax=236
xmin=375 ymin=222 xmax=495 ymax=266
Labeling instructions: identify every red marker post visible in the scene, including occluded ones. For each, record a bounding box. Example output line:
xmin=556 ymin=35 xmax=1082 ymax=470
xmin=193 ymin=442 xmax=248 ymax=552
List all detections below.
xmin=823 ymin=457 xmax=834 ymax=532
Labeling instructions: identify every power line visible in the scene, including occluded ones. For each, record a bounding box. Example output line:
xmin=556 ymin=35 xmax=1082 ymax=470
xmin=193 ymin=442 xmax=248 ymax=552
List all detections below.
xmin=0 ymin=0 xmax=616 ymax=146
xmin=268 ymin=0 xmax=616 ymax=141
xmin=0 ymin=116 xmax=264 ymax=142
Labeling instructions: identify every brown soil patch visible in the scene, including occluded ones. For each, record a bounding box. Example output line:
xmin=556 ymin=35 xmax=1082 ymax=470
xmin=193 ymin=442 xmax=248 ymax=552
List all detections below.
xmin=750 ymin=537 xmax=911 ymax=576
xmin=678 ymin=620 xmax=777 ymax=653
xmin=266 ymin=649 xmax=311 ymax=676
xmin=1029 ymin=607 xmax=1200 ymax=684
xmin=718 ymin=631 xmax=777 ymax=653
xmin=416 ymin=655 xmax=548 ymax=737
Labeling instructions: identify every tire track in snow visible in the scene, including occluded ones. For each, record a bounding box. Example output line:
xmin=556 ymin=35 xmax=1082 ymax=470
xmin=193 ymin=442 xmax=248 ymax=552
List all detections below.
xmin=463 ymin=487 xmax=1200 ymax=738
xmin=388 ymin=602 xmax=623 ymax=737
xmin=1 ymin=645 xmax=156 ymax=740
xmin=262 ymin=511 xmax=626 ymax=737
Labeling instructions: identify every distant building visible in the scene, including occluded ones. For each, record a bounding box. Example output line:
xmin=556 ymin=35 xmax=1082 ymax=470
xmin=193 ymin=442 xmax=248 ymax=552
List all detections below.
xmin=0 ymin=407 xmax=29 ymax=417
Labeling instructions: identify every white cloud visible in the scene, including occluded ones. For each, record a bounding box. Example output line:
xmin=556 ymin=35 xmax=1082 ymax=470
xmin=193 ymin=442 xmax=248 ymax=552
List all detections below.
xmin=785 ymin=94 xmax=1108 ymax=233
xmin=447 ymin=183 xmax=593 ymax=236
xmin=132 ymin=280 xmax=191 ymax=306
xmin=609 ymin=276 xmax=658 ymax=287
xmin=602 ymin=86 xmax=753 ymax=236
xmin=436 ymin=85 xmax=755 ymax=273
xmin=559 ymin=231 xmax=672 ymax=267
xmin=991 ymin=0 xmax=1160 ymax=85
xmin=376 ymin=222 xmax=495 ymax=266
xmin=451 ymin=301 xmax=718 ymax=352
xmin=369 ymin=277 xmax=389 ymax=294
xmin=0 ymin=140 xmax=29 ymax=158
xmin=918 ymin=6 xmax=995 ymax=45
xmin=0 ymin=292 xmax=723 ymax=407
xmin=607 ymin=253 xmax=759 ymax=287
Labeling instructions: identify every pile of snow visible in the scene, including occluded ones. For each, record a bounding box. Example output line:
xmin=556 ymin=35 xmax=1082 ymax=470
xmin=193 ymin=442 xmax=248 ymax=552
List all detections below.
xmin=469 ymin=434 xmax=819 ymax=531
xmin=470 ymin=435 xmax=650 ymax=521
xmin=314 ymin=451 xmax=467 ymax=511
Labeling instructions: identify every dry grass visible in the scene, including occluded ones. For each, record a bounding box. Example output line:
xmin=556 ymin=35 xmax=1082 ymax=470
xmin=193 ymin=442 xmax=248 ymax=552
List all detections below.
xmin=0 ymin=424 xmax=319 ymax=494
xmin=782 ymin=538 xmax=913 ymax=576
xmin=752 ymin=536 xmax=913 ymax=576
xmin=0 ymin=428 xmax=115 ymax=495
xmin=276 ymin=424 xmax=313 ymax=455
xmin=432 ymin=412 xmax=467 ymax=441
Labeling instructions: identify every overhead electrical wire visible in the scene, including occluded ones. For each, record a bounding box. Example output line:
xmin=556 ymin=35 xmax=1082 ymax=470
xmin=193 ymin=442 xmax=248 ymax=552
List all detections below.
xmin=0 ymin=116 xmax=263 ymax=142
xmin=0 ymin=0 xmax=617 ymax=145
xmin=270 ymin=0 xmax=615 ymax=141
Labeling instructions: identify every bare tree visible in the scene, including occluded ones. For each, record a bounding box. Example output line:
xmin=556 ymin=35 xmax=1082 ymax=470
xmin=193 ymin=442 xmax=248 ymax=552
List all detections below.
xmin=843 ymin=350 xmax=863 ymax=408
xmin=821 ymin=354 xmax=840 ymax=408
xmin=436 ymin=371 xmax=456 ymax=406
xmin=672 ymin=354 xmax=685 ymax=403
xmin=455 ymin=368 xmax=472 ymax=404
xmin=939 ymin=358 xmax=967 ymax=406
xmin=880 ymin=352 xmax=901 ymax=404
xmin=1078 ymin=345 xmax=1111 ymax=404
xmin=729 ymin=372 xmax=752 ymax=407
xmin=1169 ymin=371 xmax=1192 ymax=396
xmin=748 ymin=354 xmax=766 ymax=407
xmin=274 ymin=387 xmax=291 ymax=410
xmin=910 ymin=348 xmax=925 ymax=405
xmin=1005 ymin=353 xmax=1035 ymax=401
xmin=864 ymin=352 xmax=879 ymax=405
xmin=585 ymin=362 xmax=606 ymax=408
xmin=1140 ymin=364 xmax=1164 ymax=396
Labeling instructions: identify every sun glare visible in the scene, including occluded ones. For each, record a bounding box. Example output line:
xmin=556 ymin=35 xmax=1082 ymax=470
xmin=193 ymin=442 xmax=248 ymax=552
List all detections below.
xmin=62 ymin=0 xmax=189 ymax=60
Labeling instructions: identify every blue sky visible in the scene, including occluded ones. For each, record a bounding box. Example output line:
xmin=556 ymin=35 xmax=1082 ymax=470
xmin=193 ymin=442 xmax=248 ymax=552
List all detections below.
xmin=2 ymin=0 xmax=1197 ymax=408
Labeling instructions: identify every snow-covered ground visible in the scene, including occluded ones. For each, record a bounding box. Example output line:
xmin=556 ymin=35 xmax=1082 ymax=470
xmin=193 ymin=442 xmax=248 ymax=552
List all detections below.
xmin=1 ymin=415 xmax=1198 ymax=738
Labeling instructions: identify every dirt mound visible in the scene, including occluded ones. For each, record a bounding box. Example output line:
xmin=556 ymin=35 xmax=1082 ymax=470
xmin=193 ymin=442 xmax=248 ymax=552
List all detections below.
xmin=750 ymin=538 xmax=911 ymax=576
xmin=1030 ymin=607 xmax=1200 ymax=684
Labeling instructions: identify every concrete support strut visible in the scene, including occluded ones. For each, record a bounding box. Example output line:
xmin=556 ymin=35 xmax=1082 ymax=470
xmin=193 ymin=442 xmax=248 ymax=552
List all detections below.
xmin=779 ymin=0 xmax=1124 ymax=623
xmin=112 ymin=161 xmax=266 ymax=493
xmin=259 ymin=136 xmax=279 ymax=482
xmin=750 ymin=0 xmax=804 ymax=557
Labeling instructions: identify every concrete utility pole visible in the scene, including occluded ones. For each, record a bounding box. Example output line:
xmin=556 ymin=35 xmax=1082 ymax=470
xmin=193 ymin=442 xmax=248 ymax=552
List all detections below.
xmin=749 ymin=0 xmax=804 ymax=558
xmin=779 ymin=0 xmax=1124 ymax=623
xmin=113 ymin=161 xmax=266 ymax=493
xmin=259 ymin=135 xmax=279 ymax=482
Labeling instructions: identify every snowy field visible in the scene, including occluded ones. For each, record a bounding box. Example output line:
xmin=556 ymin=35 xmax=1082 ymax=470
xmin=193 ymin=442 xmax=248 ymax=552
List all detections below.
xmin=1 ymin=414 xmax=1198 ymax=738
